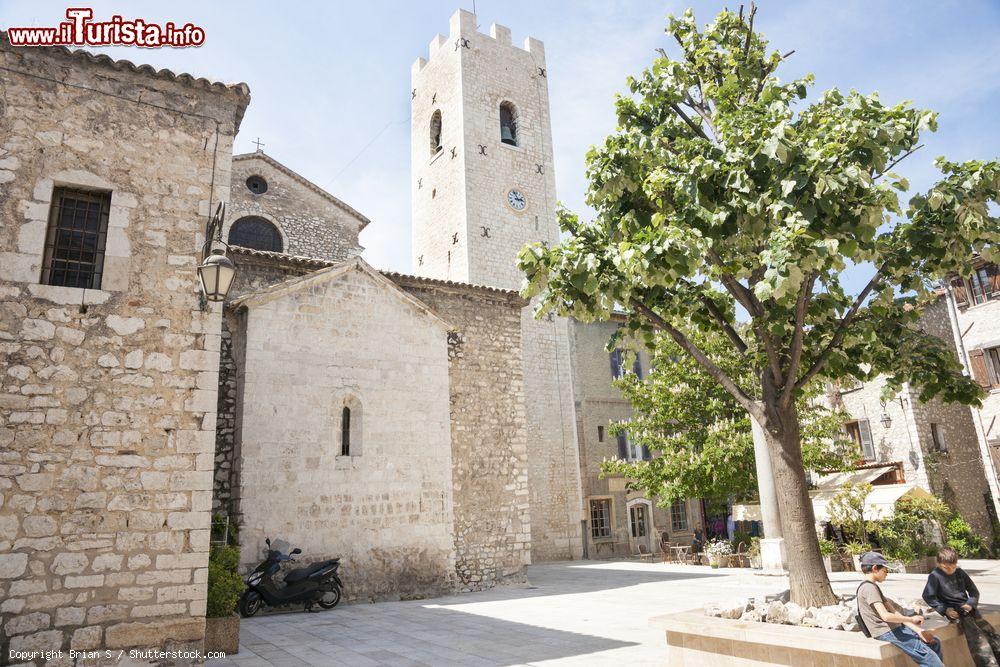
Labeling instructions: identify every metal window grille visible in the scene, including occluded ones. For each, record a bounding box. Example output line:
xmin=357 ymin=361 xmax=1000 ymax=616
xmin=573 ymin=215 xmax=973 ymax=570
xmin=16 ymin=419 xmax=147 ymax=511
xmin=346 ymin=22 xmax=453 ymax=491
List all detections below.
xmin=590 ymin=499 xmax=611 ymax=539
xmin=228 ymin=216 xmax=283 ymax=253
xmin=41 ymin=188 xmax=111 ymax=289
xmin=671 ymin=500 xmax=688 ymax=532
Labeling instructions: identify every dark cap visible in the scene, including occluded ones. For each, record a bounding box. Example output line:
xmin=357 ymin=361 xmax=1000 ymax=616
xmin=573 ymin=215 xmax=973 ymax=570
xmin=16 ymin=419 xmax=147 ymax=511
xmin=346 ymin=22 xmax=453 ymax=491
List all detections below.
xmin=860 ymin=552 xmax=890 ymax=568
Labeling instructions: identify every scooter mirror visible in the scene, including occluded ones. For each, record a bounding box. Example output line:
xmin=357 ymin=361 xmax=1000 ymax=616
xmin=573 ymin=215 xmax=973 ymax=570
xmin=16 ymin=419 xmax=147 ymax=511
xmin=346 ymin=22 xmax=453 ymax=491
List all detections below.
xmin=291 ymin=548 xmax=302 ymax=555
xmin=266 ymin=538 xmax=271 ymax=546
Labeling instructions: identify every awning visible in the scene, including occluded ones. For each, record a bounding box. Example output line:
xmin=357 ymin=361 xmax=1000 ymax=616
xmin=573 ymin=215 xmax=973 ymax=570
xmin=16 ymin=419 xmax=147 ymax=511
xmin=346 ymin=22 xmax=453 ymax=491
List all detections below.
xmin=731 ymin=482 xmax=932 ymax=524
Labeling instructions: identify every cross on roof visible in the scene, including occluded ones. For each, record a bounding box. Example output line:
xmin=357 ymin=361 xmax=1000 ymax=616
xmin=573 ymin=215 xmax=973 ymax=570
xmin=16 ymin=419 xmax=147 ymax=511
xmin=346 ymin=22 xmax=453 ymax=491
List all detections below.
xmin=253 ymin=137 xmax=265 ymax=151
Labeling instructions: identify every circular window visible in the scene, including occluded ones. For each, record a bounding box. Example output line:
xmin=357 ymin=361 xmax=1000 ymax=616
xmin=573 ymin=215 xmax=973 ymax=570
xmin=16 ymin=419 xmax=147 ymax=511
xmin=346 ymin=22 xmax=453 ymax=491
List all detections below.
xmin=246 ymin=175 xmax=268 ymax=195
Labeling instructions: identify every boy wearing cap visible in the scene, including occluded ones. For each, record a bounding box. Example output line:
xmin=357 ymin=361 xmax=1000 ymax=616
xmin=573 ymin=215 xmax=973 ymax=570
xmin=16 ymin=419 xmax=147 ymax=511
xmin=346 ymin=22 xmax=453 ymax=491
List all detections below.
xmin=857 ymin=551 xmax=943 ymax=666
xmin=923 ymin=546 xmax=1000 ymax=666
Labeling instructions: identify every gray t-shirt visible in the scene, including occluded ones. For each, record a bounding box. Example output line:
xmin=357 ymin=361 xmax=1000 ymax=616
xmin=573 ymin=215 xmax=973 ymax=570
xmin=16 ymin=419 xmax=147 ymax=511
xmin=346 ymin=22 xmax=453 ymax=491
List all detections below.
xmin=858 ymin=581 xmax=897 ymax=638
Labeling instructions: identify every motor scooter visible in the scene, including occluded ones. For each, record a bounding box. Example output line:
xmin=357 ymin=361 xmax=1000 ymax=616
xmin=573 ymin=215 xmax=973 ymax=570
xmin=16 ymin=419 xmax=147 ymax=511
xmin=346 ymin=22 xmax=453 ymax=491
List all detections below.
xmin=239 ymin=538 xmax=342 ymax=616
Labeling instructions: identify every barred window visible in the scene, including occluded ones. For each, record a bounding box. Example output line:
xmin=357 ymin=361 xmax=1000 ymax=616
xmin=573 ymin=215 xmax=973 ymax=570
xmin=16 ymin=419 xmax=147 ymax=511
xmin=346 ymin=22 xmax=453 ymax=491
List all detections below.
xmin=228 ymin=216 xmax=283 ymax=253
xmin=41 ymin=188 xmax=111 ymax=289
xmin=671 ymin=500 xmax=688 ymax=532
xmin=590 ymin=499 xmax=611 ymax=539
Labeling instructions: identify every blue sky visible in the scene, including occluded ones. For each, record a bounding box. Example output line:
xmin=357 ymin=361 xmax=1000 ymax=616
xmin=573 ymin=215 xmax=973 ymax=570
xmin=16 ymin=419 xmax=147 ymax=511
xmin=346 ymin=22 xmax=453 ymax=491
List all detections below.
xmin=3 ymin=1 xmax=998 ymax=287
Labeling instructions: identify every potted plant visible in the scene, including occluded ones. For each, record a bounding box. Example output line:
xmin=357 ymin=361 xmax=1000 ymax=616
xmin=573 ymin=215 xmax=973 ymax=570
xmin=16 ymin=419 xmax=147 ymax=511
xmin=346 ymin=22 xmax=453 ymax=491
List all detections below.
xmin=818 ymin=538 xmax=836 ymax=572
xmin=205 ymin=544 xmax=243 ymax=654
xmin=748 ymin=537 xmax=762 ymax=569
xmin=843 ymin=541 xmax=869 ymax=571
xmin=705 ymin=539 xmax=732 ymax=568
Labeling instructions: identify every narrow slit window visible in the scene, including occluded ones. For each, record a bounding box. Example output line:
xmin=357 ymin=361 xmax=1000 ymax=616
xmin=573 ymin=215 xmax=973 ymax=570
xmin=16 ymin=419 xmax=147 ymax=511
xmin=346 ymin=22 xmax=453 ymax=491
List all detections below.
xmin=41 ymin=187 xmax=112 ymax=289
xmin=341 ymin=406 xmax=351 ymax=456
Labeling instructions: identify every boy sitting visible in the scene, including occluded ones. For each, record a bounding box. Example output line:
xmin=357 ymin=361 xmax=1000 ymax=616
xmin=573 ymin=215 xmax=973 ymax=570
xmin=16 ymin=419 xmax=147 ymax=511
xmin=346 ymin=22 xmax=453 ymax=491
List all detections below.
xmin=857 ymin=551 xmax=943 ymax=666
xmin=923 ymin=546 xmax=1000 ymax=667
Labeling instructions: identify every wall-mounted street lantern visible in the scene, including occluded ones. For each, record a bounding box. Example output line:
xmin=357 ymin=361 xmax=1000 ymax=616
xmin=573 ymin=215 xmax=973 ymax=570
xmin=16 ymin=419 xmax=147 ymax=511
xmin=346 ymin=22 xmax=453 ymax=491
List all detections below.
xmin=880 ymin=412 xmax=892 ymax=429
xmin=197 ymin=202 xmax=236 ymax=304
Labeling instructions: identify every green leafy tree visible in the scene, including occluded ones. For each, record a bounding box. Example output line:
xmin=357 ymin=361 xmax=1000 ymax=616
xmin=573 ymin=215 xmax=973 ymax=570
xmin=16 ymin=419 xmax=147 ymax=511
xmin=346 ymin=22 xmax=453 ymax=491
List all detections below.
xmin=602 ymin=329 xmax=855 ymax=503
xmin=827 ymin=482 xmax=873 ymax=546
xmin=518 ymin=7 xmax=997 ymax=605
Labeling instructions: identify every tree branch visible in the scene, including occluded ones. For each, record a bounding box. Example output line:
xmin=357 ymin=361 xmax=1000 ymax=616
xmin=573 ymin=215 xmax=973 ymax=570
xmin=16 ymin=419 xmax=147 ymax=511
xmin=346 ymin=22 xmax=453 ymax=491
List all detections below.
xmin=670 ymin=103 xmax=710 ymax=141
xmin=743 ymin=3 xmax=757 ymax=60
xmin=629 ymin=297 xmax=762 ymax=419
xmin=695 ymin=291 xmax=749 ymax=354
xmin=873 ymin=144 xmax=924 ymax=181
xmin=753 ymin=50 xmax=795 ymax=101
xmin=780 ymin=272 xmax=816 ymax=407
xmin=794 ymin=266 xmax=887 ymax=391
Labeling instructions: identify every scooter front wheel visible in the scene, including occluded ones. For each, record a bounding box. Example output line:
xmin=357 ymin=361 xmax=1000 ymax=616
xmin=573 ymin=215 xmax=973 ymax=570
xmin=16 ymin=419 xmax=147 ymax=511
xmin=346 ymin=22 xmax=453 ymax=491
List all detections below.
xmin=317 ymin=586 xmax=341 ymax=609
xmin=239 ymin=590 xmax=263 ymax=617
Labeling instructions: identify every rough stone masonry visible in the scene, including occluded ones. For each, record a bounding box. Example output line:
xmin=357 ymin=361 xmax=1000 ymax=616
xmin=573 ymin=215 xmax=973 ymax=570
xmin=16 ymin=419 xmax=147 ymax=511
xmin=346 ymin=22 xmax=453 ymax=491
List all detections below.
xmin=0 ymin=35 xmax=248 ymax=661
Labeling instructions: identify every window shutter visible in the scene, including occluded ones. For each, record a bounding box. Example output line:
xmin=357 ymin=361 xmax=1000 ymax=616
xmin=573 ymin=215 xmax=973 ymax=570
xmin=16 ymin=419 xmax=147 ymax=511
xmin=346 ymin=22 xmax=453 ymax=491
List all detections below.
xmin=859 ymin=419 xmax=875 ymax=460
xmin=969 ymin=349 xmax=992 ymax=388
xmin=610 ymin=349 xmax=623 ymax=379
xmin=952 ymin=278 xmax=968 ymax=307
xmin=641 ymin=444 xmax=651 ymax=460
xmin=617 ymin=433 xmax=628 ymax=459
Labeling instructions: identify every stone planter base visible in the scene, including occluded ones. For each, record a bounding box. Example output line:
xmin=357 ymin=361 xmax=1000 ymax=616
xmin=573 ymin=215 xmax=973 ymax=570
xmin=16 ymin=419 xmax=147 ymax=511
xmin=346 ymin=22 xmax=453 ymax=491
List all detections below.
xmin=897 ymin=555 xmax=936 ymax=574
xmin=652 ymin=606 xmax=1000 ymax=666
xmin=205 ymin=615 xmax=240 ymax=655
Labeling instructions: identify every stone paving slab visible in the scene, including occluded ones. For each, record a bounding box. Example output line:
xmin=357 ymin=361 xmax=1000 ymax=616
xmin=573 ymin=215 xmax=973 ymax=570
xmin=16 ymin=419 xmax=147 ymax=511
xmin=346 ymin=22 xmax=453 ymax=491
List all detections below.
xmin=210 ymin=559 xmax=1000 ymax=666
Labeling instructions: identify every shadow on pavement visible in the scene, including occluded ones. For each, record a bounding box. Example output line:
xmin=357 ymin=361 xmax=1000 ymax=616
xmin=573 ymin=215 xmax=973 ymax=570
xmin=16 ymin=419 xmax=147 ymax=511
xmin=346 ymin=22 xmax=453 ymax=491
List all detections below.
xmin=220 ymin=603 xmax=638 ymax=666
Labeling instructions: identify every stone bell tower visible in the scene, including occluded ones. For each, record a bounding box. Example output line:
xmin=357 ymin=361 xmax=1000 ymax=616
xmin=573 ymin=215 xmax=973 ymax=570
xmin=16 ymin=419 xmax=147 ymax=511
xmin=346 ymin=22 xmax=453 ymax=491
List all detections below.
xmin=411 ymin=9 xmax=584 ymax=561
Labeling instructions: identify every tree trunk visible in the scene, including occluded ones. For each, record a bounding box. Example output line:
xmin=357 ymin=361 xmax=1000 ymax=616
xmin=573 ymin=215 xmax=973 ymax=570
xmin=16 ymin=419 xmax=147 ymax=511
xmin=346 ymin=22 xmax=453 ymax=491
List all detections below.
xmin=756 ymin=394 xmax=837 ymax=607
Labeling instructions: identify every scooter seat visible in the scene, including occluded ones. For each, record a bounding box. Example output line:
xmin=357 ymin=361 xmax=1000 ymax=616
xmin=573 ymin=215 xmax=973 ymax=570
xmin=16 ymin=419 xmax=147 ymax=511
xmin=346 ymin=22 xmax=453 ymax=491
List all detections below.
xmin=284 ymin=559 xmax=339 ymax=584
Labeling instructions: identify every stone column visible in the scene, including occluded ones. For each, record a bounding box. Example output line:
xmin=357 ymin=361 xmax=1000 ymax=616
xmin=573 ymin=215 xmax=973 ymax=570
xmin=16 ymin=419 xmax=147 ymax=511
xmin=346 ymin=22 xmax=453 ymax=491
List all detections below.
xmin=751 ymin=417 xmax=786 ymax=571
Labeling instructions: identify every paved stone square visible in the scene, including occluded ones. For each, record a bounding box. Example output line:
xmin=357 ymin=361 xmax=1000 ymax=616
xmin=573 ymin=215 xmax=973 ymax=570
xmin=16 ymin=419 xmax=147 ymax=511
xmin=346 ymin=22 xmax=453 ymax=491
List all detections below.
xmin=209 ymin=560 xmax=1000 ymax=666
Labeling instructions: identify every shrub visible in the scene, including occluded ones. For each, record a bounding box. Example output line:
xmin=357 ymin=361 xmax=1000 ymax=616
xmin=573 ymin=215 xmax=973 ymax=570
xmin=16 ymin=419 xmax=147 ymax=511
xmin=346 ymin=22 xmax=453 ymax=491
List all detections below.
xmin=207 ymin=545 xmax=243 ymax=618
xmin=828 ymin=482 xmax=873 ymax=544
xmin=946 ymin=515 xmax=987 ymax=558
xmin=843 ymin=541 xmax=869 ymax=556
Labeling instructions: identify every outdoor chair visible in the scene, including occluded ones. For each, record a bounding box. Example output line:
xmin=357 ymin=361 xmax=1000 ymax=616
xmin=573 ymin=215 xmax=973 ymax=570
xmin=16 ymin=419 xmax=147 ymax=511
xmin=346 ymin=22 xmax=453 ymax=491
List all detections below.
xmin=637 ymin=543 xmax=654 ymax=563
xmin=731 ymin=542 xmax=750 ymax=568
xmin=660 ymin=540 xmax=673 ymax=563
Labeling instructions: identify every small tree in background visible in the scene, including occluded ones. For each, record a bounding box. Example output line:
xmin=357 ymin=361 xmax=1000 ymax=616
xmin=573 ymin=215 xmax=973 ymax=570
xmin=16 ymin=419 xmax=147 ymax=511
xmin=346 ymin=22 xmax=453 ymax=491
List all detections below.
xmin=827 ymin=482 xmax=873 ymax=546
xmin=602 ymin=328 xmax=855 ymax=504
xmin=519 ymin=5 xmax=997 ymax=605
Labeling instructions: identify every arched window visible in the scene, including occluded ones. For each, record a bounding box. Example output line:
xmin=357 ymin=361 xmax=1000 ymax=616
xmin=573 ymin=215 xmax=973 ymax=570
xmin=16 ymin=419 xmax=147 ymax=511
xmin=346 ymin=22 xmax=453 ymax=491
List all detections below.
xmin=338 ymin=396 xmax=363 ymax=457
xmin=430 ymin=110 xmax=443 ymax=155
xmin=499 ymin=101 xmax=518 ymax=146
xmin=227 ymin=216 xmax=283 ymax=253
xmin=341 ymin=406 xmax=351 ymax=456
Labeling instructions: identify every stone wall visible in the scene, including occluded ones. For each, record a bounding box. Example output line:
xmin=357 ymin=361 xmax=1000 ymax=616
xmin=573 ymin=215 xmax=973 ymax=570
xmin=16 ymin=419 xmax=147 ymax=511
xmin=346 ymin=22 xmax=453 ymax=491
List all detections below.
xmin=390 ymin=274 xmax=531 ymax=590
xmin=227 ymin=153 xmax=367 ymax=262
xmin=229 ymin=262 xmax=458 ymax=603
xmin=0 ymin=37 xmax=247 ymax=660
xmin=212 ymin=249 xmax=315 ymax=516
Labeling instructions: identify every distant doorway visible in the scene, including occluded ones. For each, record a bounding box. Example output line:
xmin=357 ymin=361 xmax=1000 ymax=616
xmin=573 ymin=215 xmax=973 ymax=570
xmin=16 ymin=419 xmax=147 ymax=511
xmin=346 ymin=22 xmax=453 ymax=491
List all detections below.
xmin=628 ymin=500 xmax=652 ymax=553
